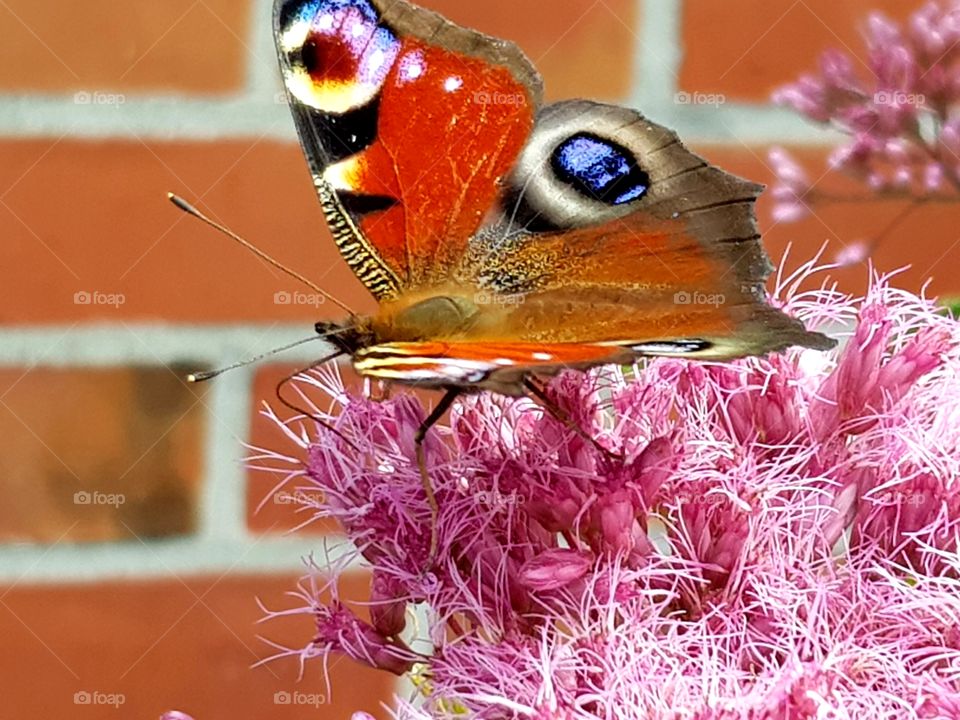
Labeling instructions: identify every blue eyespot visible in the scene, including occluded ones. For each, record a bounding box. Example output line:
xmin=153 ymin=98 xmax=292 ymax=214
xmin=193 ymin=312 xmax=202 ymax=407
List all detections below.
xmin=551 ymin=134 xmax=650 ymax=205
xmin=280 ymin=0 xmax=379 ymax=29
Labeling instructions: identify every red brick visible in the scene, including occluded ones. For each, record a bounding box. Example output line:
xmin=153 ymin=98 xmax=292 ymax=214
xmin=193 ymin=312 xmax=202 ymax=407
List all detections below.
xmin=0 ymin=573 xmax=396 ymax=718
xmin=0 ymin=0 xmax=251 ymax=93
xmin=0 ymin=139 xmax=376 ymax=325
xmin=680 ymin=1 xmax=914 ymax=102
xmin=0 ymin=0 xmax=633 ymax=97
xmin=0 ymin=367 xmax=206 ymax=543
xmin=419 ymin=0 xmax=639 ymax=102
xmin=697 ymin=144 xmax=960 ymax=299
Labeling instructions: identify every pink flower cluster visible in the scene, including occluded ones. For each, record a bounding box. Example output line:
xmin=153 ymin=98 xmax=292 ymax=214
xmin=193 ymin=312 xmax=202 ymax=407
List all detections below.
xmin=771 ymin=1 xmax=960 ymax=223
xmin=250 ymin=259 xmax=960 ymax=719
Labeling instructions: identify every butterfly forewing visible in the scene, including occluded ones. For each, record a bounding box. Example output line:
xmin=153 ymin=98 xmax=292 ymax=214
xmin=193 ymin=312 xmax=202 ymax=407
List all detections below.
xmin=274 ymin=0 xmax=540 ymax=297
xmin=274 ymin=0 xmax=834 ymax=393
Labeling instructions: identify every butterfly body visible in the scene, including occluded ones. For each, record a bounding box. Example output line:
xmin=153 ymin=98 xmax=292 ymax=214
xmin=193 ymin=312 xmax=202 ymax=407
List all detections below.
xmin=278 ymin=0 xmax=834 ymax=395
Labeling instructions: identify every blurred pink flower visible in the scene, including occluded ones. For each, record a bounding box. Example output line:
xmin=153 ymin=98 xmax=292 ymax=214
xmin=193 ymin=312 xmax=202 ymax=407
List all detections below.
xmin=768 ymin=147 xmax=813 ymax=223
xmin=255 ymin=260 xmax=960 ymax=717
xmin=771 ymin=2 xmax=960 ymax=237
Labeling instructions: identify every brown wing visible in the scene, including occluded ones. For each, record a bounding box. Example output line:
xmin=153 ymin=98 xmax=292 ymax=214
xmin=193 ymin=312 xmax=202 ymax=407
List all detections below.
xmin=446 ymin=100 xmax=834 ymax=360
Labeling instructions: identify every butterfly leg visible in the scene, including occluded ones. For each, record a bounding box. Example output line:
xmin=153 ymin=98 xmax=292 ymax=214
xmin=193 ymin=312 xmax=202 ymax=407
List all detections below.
xmin=522 ymin=377 xmax=622 ymax=462
xmin=415 ymin=388 xmax=460 ymax=567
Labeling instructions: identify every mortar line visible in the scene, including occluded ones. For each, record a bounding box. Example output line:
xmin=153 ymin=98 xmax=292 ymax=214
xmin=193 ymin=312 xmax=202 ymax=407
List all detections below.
xmin=0 ymin=324 xmax=343 ymax=366
xmin=0 ymin=536 xmax=363 ymax=586
xmin=633 ymin=0 xmax=682 ymax=114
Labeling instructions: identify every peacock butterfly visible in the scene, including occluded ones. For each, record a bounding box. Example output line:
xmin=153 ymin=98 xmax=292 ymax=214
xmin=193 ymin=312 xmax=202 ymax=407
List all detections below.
xmin=273 ymin=0 xmax=832 ymax=388
xmin=188 ymin=0 xmax=836 ymax=558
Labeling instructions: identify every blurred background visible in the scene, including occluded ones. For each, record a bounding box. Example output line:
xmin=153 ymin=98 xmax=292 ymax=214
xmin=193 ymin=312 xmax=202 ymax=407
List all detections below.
xmin=1 ymin=0 xmax=956 ymax=717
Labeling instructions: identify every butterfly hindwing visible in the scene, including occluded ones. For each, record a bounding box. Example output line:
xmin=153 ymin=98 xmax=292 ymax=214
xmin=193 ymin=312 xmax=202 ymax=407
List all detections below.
xmin=274 ymin=0 xmax=541 ymax=298
xmin=452 ymin=100 xmax=833 ymax=365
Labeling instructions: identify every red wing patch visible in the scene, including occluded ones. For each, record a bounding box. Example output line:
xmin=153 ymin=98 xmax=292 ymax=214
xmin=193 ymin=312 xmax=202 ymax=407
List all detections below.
xmin=349 ymin=39 xmax=535 ymax=284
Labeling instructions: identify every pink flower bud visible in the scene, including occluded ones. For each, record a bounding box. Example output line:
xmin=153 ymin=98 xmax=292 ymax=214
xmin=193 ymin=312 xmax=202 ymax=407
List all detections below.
xmin=768 ymin=148 xmax=810 ymax=189
xmin=314 ymin=604 xmax=415 ymax=675
xmin=868 ymin=171 xmax=889 ymax=191
xmin=592 ymin=489 xmax=639 ymax=554
xmin=820 ymin=49 xmax=859 ymax=91
xmin=633 ymin=436 xmax=675 ymax=506
xmin=519 ymin=549 xmax=593 ymax=592
xmin=892 ymin=165 xmax=913 ymax=187
xmin=876 ymin=326 xmax=951 ymax=403
xmin=941 ymin=119 xmax=960 ymax=153
xmin=676 ymin=494 xmax=750 ymax=587
xmin=924 ymin=162 xmax=944 ymax=191
xmin=910 ymin=9 xmax=947 ymax=58
xmin=896 ymin=474 xmax=941 ymax=534
xmin=868 ymin=12 xmax=902 ymax=48
xmin=772 ymin=202 xmax=810 ymax=223
xmin=772 ymin=82 xmax=832 ymax=123
xmin=370 ymin=571 xmax=408 ymax=637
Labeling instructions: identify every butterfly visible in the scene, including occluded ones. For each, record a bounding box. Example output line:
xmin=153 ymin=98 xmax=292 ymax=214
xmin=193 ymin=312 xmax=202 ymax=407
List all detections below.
xmin=262 ymin=0 xmax=835 ymax=552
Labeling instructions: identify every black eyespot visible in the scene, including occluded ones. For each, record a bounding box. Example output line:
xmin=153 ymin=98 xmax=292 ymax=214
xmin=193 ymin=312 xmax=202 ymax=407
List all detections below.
xmin=551 ymin=133 xmax=650 ymax=205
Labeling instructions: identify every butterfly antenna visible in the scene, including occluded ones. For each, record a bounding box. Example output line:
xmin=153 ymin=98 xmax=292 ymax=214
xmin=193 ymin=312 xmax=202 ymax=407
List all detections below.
xmin=187 ymin=334 xmax=331 ymax=383
xmin=276 ymin=355 xmax=361 ymax=453
xmin=167 ymin=193 xmax=355 ymax=315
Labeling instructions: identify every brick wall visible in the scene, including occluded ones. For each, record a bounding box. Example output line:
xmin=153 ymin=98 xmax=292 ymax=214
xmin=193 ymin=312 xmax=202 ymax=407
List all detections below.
xmin=1 ymin=0 xmax=955 ymax=717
